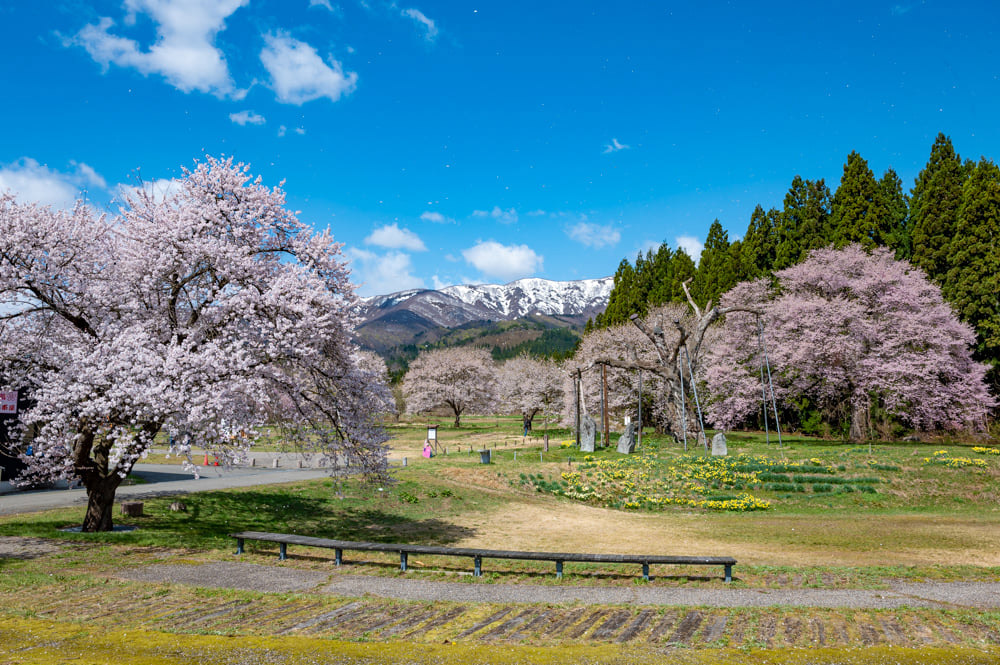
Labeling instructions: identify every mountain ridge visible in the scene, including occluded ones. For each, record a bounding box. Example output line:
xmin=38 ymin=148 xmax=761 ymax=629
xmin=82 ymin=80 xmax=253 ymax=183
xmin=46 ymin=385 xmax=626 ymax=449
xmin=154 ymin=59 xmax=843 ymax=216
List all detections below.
xmin=354 ymin=276 xmax=613 ymax=357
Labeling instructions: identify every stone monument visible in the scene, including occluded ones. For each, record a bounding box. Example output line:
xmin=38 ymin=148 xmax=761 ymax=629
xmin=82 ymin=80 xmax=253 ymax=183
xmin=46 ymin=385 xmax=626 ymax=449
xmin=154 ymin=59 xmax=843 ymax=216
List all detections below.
xmin=711 ymin=432 xmax=728 ymax=456
xmin=580 ymin=414 xmax=597 ymax=452
xmin=617 ymin=421 xmax=637 ymax=454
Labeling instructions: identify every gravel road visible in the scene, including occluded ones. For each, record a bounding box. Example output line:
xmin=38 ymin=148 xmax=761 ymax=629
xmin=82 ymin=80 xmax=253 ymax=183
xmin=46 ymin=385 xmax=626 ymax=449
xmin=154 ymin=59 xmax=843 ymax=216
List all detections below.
xmin=117 ymin=561 xmax=1000 ymax=610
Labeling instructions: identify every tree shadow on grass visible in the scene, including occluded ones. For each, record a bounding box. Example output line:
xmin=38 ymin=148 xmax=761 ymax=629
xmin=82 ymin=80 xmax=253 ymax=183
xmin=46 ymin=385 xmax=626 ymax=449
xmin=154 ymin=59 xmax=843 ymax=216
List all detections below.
xmin=130 ymin=489 xmax=477 ymax=549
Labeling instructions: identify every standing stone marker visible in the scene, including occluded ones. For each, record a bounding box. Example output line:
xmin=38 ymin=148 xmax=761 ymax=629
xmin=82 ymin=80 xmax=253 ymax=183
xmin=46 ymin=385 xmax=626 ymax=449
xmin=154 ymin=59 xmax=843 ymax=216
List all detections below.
xmin=711 ymin=432 xmax=728 ymax=456
xmin=580 ymin=414 xmax=597 ymax=452
xmin=617 ymin=421 xmax=637 ymax=454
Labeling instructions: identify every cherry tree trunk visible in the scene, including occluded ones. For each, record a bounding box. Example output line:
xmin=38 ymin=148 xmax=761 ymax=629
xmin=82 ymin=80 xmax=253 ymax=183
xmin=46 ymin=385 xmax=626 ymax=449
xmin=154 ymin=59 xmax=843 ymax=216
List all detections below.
xmin=81 ymin=476 xmax=123 ymax=532
xmin=849 ymin=397 xmax=870 ymax=443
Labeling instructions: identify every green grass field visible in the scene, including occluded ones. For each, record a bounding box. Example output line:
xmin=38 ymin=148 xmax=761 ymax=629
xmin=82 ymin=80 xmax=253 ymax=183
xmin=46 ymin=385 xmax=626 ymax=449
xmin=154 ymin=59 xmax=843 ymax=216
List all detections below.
xmin=1 ymin=417 xmax=998 ymax=662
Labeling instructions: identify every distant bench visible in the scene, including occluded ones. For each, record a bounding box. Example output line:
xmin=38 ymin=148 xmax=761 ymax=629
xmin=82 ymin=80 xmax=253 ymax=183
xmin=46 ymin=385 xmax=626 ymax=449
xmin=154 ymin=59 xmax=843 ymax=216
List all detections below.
xmin=231 ymin=531 xmax=735 ymax=582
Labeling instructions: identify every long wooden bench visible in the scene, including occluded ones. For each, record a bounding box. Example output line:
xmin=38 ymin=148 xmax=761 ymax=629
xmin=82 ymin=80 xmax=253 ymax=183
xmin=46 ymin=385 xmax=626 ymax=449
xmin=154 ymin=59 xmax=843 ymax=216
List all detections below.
xmin=231 ymin=531 xmax=735 ymax=582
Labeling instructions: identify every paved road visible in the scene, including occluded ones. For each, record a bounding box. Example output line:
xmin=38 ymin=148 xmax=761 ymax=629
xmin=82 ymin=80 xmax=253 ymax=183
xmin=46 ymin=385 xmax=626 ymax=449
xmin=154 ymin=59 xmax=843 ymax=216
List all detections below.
xmin=0 ymin=463 xmax=334 ymax=515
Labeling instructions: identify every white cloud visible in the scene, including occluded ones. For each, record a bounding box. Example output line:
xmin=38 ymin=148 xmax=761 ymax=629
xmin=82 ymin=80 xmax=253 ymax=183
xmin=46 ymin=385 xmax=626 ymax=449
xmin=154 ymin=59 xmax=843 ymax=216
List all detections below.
xmin=309 ymin=0 xmax=338 ymax=12
xmin=0 ymin=159 xmax=107 ymax=208
xmin=278 ymin=125 xmax=287 ymax=137
xmin=229 ymin=110 xmax=265 ymax=125
xmin=567 ymin=222 xmax=621 ymax=249
xmin=260 ymin=32 xmax=357 ymax=104
xmin=602 ymin=138 xmax=630 ymax=154
xmin=117 ymin=177 xmax=181 ymax=204
xmin=420 ymin=211 xmax=453 ymax=224
xmin=71 ymin=161 xmax=107 ymax=189
xmin=462 ymin=241 xmax=542 ymax=281
xmin=400 ymin=7 xmax=438 ymax=42
xmin=365 ymin=223 xmax=427 ymax=251
xmin=348 ymin=248 xmax=424 ymax=296
xmin=527 ymin=209 xmax=547 ymax=217
xmin=675 ymin=235 xmax=705 ymax=264
xmin=471 ymin=206 xmax=518 ymax=225
xmin=431 ymin=274 xmax=453 ymax=290
xmin=637 ymin=239 xmax=661 ymax=255
xmin=73 ymin=0 xmax=248 ymax=96
xmin=294 ymin=127 xmax=306 ymax=135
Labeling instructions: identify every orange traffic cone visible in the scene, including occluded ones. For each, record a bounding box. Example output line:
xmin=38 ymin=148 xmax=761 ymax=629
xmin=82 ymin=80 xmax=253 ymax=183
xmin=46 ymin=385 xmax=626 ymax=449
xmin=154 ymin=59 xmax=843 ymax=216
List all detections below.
xmin=204 ymin=453 xmax=209 ymax=466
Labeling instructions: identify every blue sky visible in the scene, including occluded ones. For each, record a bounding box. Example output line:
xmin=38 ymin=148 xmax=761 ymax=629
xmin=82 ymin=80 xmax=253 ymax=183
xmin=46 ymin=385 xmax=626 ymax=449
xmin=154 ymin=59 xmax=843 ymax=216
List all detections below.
xmin=1 ymin=1 xmax=998 ymax=296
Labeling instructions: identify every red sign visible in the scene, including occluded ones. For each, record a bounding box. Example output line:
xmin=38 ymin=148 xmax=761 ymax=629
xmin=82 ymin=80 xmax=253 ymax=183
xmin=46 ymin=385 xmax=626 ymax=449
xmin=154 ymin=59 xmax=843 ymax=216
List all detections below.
xmin=0 ymin=391 xmax=17 ymax=414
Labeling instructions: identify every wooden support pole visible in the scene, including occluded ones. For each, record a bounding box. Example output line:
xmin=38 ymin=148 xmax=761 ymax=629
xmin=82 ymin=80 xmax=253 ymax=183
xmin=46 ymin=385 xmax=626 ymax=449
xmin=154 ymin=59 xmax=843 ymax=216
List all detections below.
xmin=602 ymin=363 xmax=609 ymax=447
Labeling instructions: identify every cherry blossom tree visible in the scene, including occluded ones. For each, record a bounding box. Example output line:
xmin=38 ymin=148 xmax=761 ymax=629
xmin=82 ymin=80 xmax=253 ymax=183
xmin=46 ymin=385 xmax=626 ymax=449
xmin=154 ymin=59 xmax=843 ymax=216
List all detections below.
xmin=0 ymin=157 xmax=391 ymax=531
xmin=564 ymin=320 xmax=660 ymax=430
xmin=575 ymin=296 xmax=753 ymax=443
xmin=705 ymin=245 xmax=995 ymax=439
xmin=497 ymin=354 xmax=564 ymax=434
xmin=402 ymin=347 xmax=497 ymax=427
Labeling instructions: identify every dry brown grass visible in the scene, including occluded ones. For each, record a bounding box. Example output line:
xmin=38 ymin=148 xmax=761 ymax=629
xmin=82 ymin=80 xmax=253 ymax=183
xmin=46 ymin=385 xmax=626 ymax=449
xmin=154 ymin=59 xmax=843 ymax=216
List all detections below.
xmin=431 ymin=492 xmax=1000 ymax=567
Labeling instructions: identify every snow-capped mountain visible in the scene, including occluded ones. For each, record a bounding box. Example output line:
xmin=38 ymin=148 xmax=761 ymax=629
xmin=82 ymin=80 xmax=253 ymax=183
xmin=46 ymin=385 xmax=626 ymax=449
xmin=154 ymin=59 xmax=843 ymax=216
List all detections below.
xmin=440 ymin=277 xmax=614 ymax=319
xmin=359 ymin=277 xmax=612 ymax=326
xmin=354 ymin=277 xmax=613 ymax=351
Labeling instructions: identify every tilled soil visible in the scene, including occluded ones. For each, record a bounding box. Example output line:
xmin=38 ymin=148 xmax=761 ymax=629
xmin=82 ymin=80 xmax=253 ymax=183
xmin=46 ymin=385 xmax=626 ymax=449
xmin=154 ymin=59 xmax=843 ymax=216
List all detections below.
xmin=72 ymin=560 xmax=998 ymax=649
xmin=4 ymin=537 xmax=1000 ymax=651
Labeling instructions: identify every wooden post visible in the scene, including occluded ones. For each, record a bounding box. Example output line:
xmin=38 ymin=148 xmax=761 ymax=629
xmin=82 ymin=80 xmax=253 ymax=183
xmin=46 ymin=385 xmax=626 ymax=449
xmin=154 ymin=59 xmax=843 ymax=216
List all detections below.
xmin=574 ymin=369 xmax=582 ymax=447
xmin=602 ymin=363 xmax=609 ymax=447
xmin=637 ymin=369 xmax=643 ymax=448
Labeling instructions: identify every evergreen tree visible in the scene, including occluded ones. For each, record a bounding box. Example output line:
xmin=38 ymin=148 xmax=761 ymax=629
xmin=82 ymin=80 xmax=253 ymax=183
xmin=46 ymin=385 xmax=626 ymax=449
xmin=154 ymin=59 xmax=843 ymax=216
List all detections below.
xmin=631 ymin=250 xmax=654 ymax=315
xmin=729 ymin=239 xmax=745 ymax=282
xmin=692 ymin=220 xmax=737 ymax=306
xmin=670 ymin=247 xmax=697 ymax=301
xmin=830 ymin=151 xmax=889 ymax=248
xmin=774 ymin=176 xmax=832 ymax=269
xmin=597 ymin=258 xmax=638 ymax=327
xmin=645 ymin=244 xmax=675 ymax=305
xmin=910 ymin=133 xmax=965 ymax=284
xmin=878 ymin=167 xmax=910 ymax=258
xmin=741 ymin=204 xmax=779 ymax=278
xmin=946 ymin=158 xmax=1000 ymax=376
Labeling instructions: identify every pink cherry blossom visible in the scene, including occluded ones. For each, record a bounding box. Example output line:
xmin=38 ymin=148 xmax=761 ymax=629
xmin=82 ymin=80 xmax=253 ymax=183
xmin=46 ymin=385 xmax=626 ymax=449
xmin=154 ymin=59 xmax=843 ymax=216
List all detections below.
xmin=705 ymin=245 xmax=994 ymax=438
xmin=0 ymin=157 xmax=391 ymax=530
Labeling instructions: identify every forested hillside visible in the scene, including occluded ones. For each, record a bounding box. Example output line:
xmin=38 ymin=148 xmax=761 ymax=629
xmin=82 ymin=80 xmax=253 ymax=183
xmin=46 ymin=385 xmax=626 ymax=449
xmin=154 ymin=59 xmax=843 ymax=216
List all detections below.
xmin=595 ymin=134 xmax=1000 ymax=391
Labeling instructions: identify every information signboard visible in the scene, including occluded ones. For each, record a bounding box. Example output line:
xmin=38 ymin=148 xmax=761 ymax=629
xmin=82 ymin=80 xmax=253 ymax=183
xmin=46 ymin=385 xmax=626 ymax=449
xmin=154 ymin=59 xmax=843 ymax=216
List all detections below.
xmin=0 ymin=391 xmax=17 ymax=415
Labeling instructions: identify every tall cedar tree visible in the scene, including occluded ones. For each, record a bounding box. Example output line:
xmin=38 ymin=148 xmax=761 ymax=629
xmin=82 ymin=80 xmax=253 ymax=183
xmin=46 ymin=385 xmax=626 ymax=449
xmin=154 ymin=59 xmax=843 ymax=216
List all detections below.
xmin=879 ymin=168 xmax=910 ymax=258
xmin=946 ymin=158 xmax=1000 ymax=379
xmin=830 ymin=151 xmax=892 ymax=248
xmin=691 ymin=220 xmax=738 ymax=306
xmin=910 ymin=133 xmax=966 ymax=284
xmin=594 ymin=243 xmax=695 ymax=328
xmin=774 ymin=176 xmax=832 ymax=269
xmin=667 ymin=248 xmax=697 ymax=301
xmin=741 ymin=205 xmax=779 ymax=279
xmin=599 ymin=259 xmax=639 ymax=327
